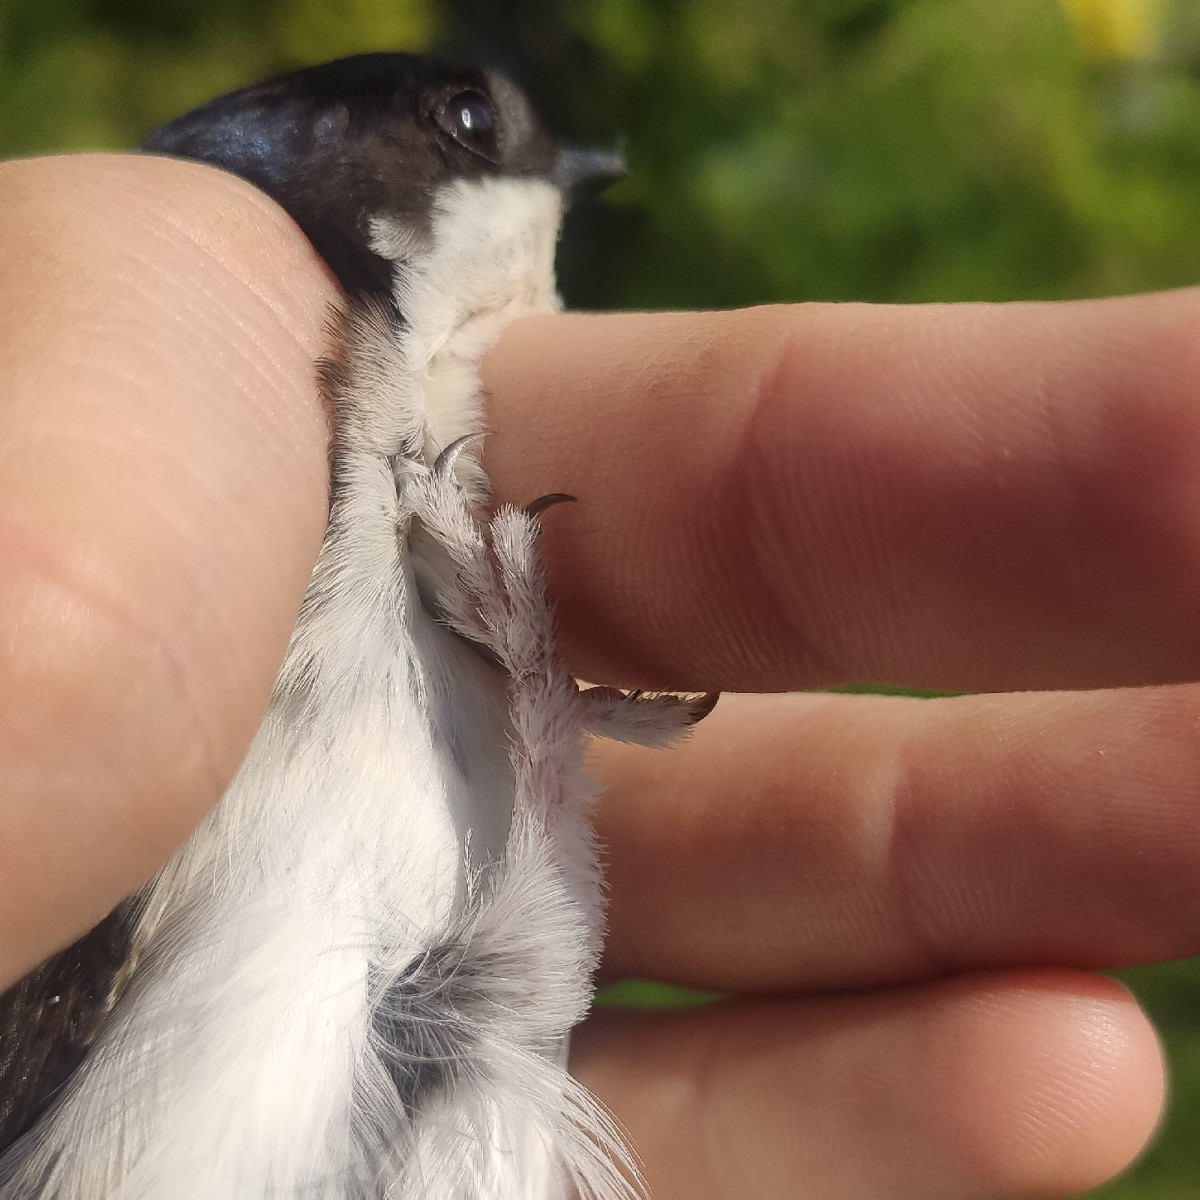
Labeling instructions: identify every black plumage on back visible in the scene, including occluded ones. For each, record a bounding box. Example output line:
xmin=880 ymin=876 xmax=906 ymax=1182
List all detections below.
xmin=0 ymin=905 xmax=138 ymax=1153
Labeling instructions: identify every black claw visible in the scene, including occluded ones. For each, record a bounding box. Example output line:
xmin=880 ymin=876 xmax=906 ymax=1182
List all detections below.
xmin=688 ymin=692 xmax=720 ymax=722
xmin=433 ymin=433 xmax=485 ymax=477
xmin=523 ymin=493 xmax=577 ymax=519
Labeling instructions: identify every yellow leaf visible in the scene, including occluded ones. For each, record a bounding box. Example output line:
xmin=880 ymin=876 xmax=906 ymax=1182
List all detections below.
xmin=1058 ymin=0 xmax=1163 ymax=58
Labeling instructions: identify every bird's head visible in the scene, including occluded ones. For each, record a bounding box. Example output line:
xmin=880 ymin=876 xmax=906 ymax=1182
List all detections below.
xmin=141 ymin=53 xmax=625 ymax=305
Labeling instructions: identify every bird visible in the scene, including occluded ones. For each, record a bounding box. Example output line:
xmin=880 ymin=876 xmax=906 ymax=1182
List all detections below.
xmin=0 ymin=52 xmax=714 ymax=1200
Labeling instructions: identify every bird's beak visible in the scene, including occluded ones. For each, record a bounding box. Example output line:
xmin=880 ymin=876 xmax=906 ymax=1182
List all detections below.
xmin=551 ymin=146 xmax=628 ymax=198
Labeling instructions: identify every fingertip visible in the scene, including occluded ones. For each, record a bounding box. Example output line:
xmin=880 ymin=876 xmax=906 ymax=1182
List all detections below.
xmin=573 ymin=972 xmax=1166 ymax=1200
xmin=940 ymin=971 xmax=1165 ymax=1197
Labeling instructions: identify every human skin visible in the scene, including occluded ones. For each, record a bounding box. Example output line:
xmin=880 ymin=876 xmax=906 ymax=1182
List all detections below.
xmin=2 ymin=152 xmax=1194 ymax=1197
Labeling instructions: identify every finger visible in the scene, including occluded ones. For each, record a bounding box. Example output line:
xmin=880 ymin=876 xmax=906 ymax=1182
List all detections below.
xmin=0 ymin=155 xmax=336 ymax=985
xmin=592 ymin=689 xmax=1200 ymax=991
xmin=482 ymin=299 xmax=1200 ymax=692
xmin=572 ymin=972 xmax=1162 ymax=1200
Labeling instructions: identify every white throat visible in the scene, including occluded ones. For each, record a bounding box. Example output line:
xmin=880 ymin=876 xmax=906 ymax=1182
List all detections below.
xmin=369 ymin=175 xmax=565 ymax=461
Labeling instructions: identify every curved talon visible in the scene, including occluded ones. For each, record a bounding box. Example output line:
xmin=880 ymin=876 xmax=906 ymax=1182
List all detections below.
xmin=523 ymin=493 xmax=577 ymax=519
xmin=432 ymin=432 xmax=485 ymax=477
xmin=687 ymin=691 xmax=720 ymax=722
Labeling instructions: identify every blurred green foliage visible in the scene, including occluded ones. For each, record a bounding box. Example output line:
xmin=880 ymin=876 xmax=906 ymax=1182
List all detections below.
xmin=4 ymin=0 xmax=1200 ymax=1195
xmin=1103 ymin=961 xmax=1200 ymax=1199
xmin=8 ymin=0 xmax=1200 ymax=310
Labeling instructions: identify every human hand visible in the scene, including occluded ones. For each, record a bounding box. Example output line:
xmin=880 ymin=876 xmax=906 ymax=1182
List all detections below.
xmin=483 ymin=301 xmax=1200 ymax=1195
xmin=1 ymin=153 xmax=1192 ymax=1197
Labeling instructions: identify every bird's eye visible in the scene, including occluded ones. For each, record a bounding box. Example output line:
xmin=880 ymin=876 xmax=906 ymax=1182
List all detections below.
xmin=435 ymin=90 xmax=500 ymax=161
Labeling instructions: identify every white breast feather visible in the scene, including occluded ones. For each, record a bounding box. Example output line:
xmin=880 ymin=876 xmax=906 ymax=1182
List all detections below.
xmin=0 ymin=177 xmax=696 ymax=1200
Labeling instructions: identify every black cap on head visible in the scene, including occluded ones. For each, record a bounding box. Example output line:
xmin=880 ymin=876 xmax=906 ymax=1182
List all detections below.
xmin=141 ymin=53 xmax=562 ymax=299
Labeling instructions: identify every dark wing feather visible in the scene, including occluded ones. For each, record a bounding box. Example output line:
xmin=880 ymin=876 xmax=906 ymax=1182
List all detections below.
xmin=0 ymin=904 xmax=139 ymax=1152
